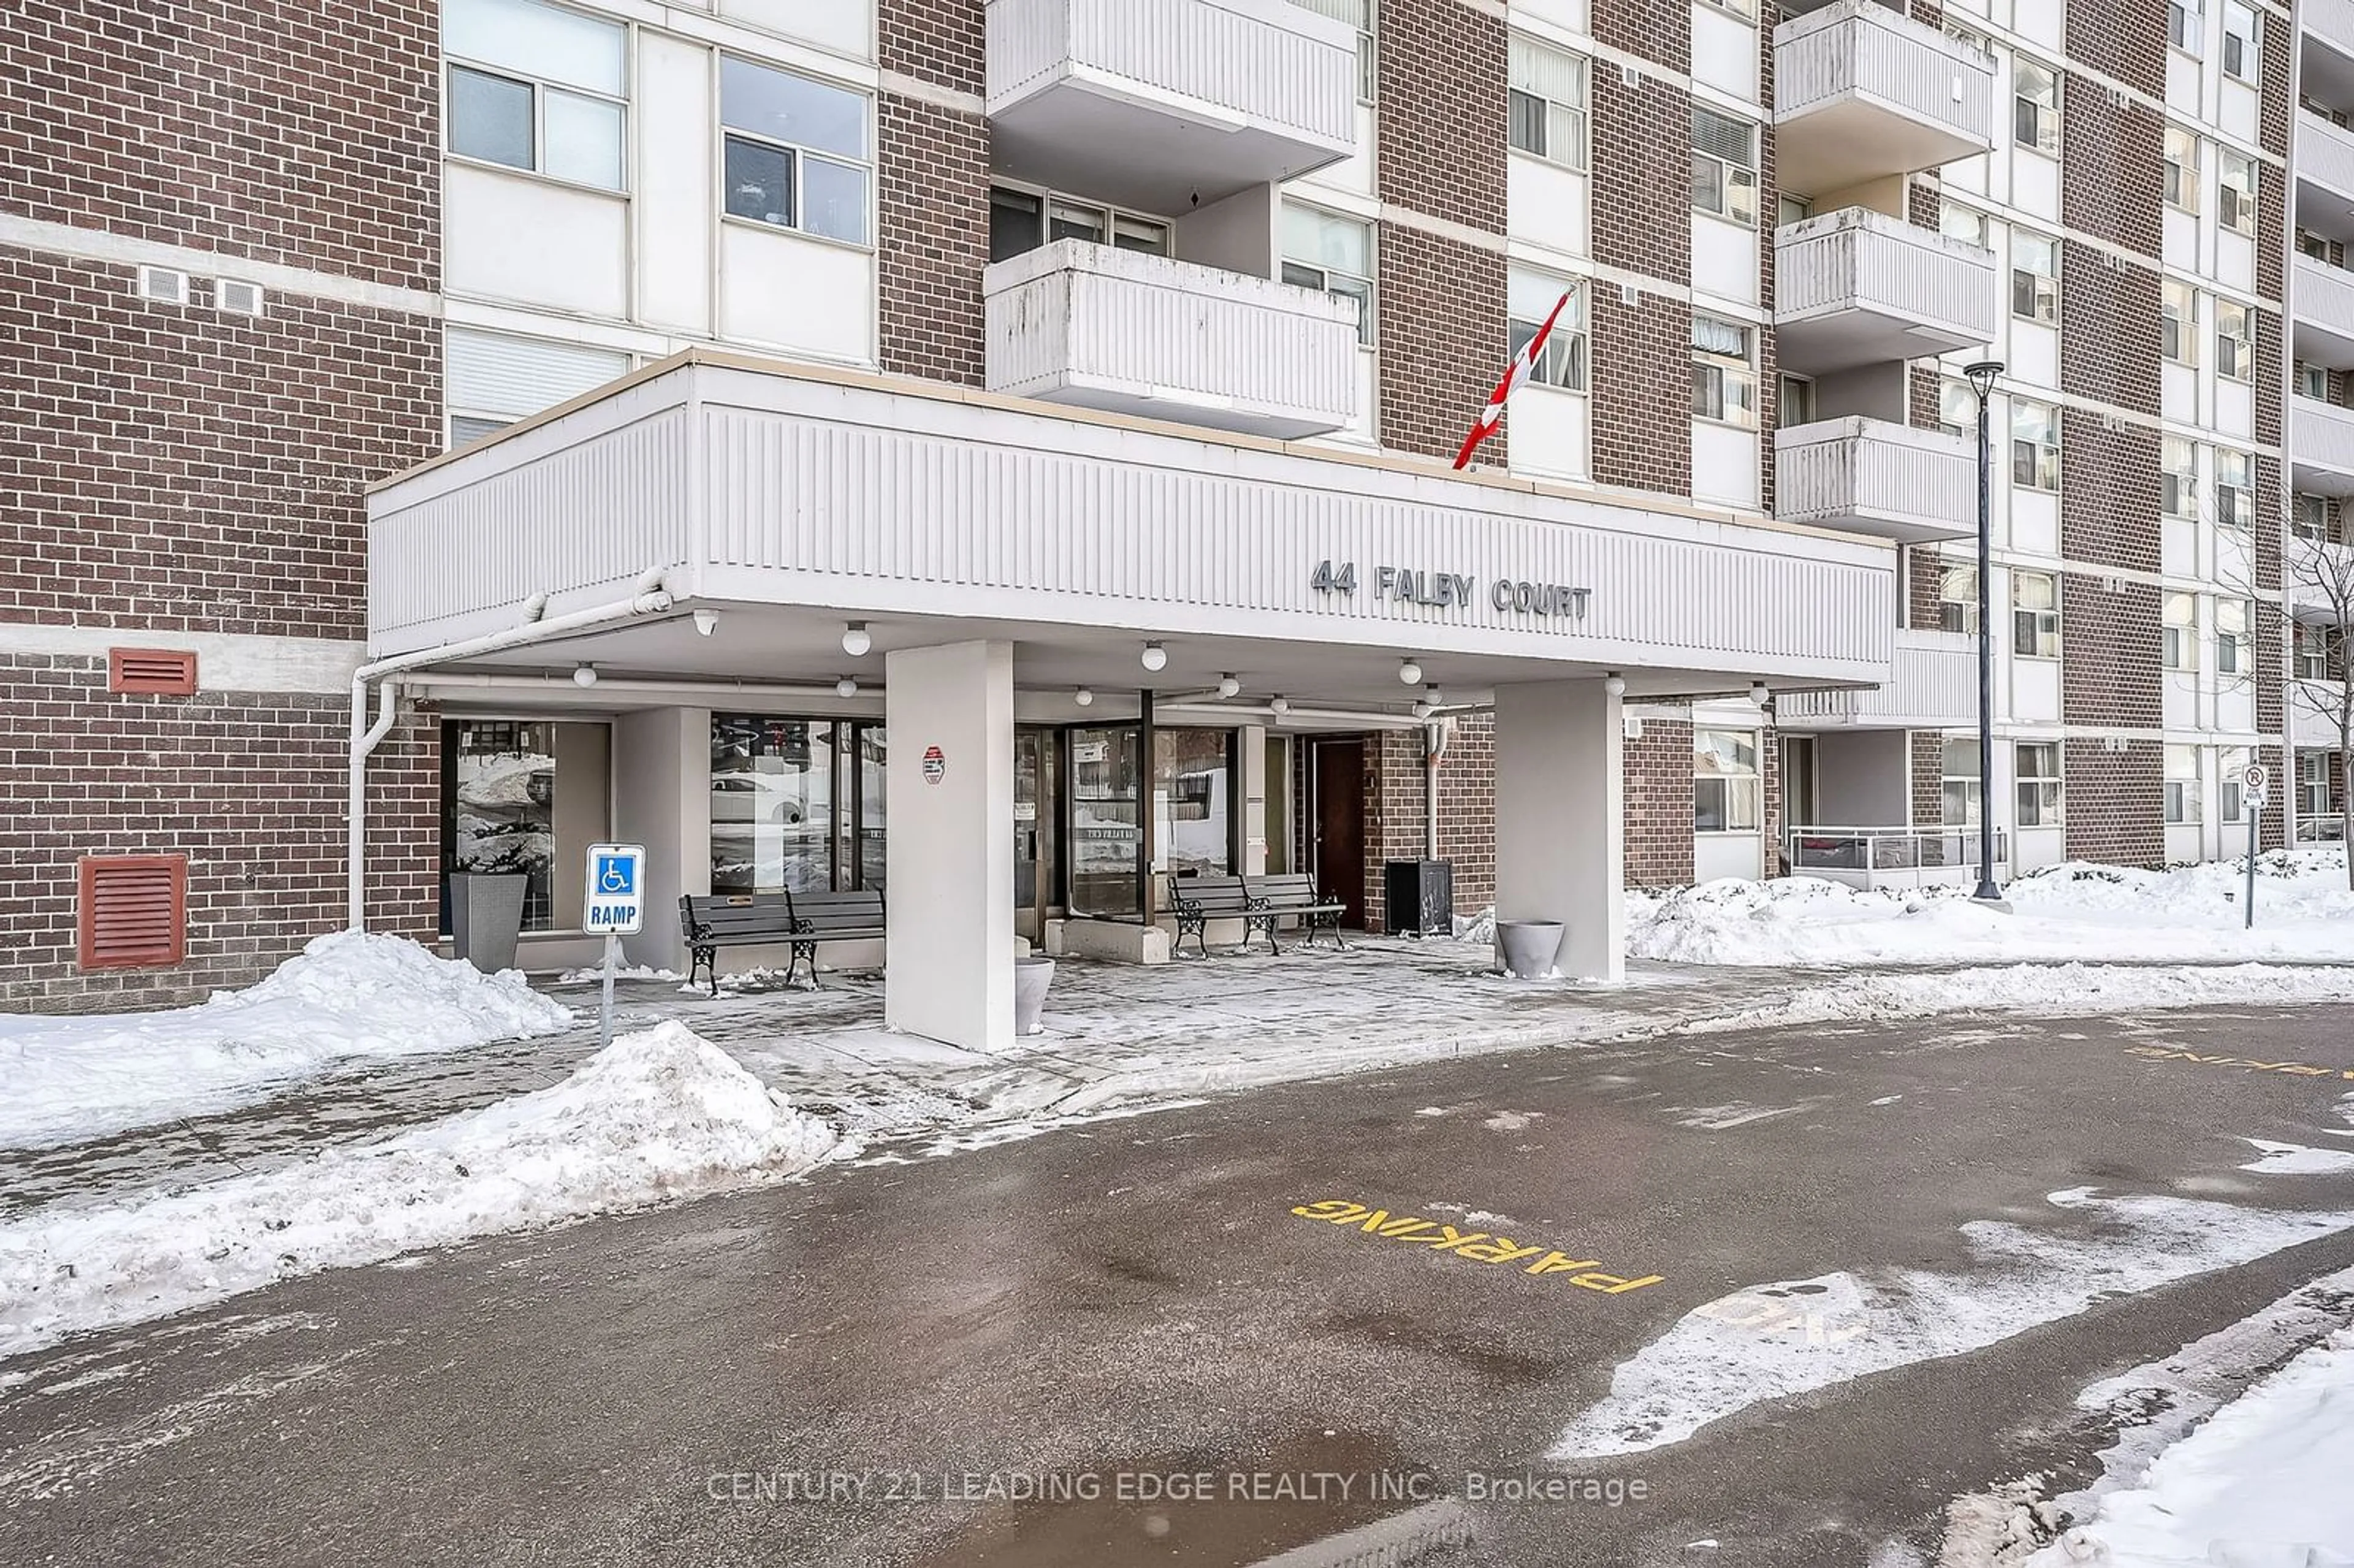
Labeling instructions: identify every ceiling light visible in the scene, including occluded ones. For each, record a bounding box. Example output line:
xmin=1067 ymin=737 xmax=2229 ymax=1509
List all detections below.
xmin=692 ymin=608 xmax=720 ymax=637
xmin=1603 ymin=672 xmax=1626 ymax=698
xmin=1412 ymin=699 xmax=1434 ymax=721
xmin=1217 ymin=673 xmax=1241 ymax=699
xmin=572 ymin=663 xmax=598 ymax=688
xmin=1398 ymin=659 xmax=1422 ymax=685
xmin=1268 ymin=695 xmax=1290 ymax=717
xmin=842 ymin=622 xmax=871 ymax=658
xmin=1141 ymin=641 xmax=1168 ymax=672
xmin=1074 ymin=687 xmax=1095 ymax=707
xmin=1750 ymin=681 xmax=1771 ymax=706
xmin=835 ymin=676 xmax=859 ymax=699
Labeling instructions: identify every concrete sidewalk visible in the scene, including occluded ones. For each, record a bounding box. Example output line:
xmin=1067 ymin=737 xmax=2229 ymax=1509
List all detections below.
xmin=0 ymin=938 xmax=1787 ymax=1223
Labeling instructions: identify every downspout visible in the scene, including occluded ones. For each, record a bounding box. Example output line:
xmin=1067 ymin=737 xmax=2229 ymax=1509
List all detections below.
xmin=1423 ymin=718 xmax=1451 ymax=860
xmin=346 ymin=676 xmax=402 ymax=929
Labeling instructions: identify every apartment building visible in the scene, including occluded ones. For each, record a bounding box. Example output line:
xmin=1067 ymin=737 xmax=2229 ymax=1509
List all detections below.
xmin=2 ymin=0 xmax=2325 ymax=1028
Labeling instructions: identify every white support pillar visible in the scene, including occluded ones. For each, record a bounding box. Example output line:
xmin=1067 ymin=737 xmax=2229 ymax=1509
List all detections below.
xmin=1239 ymin=723 xmax=1270 ymax=875
xmin=1494 ymin=677 xmax=1625 ymax=982
xmin=612 ymin=706 xmax=710 ymax=972
xmin=885 ymin=641 xmax=1015 ymax=1051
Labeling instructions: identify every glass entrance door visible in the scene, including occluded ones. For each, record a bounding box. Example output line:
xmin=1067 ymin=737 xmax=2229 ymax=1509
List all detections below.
xmin=1013 ymin=728 xmax=1059 ymax=943
xmin=1068 ymin=724 xmax=1144 ymax=919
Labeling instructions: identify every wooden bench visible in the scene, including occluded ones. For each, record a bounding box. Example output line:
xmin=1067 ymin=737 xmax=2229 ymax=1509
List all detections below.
xmin=1246 ymin=872 xmax=1349 ymax=952
xmin=679 ymin=888 xmax=887 ymax=994
xmin=1165 ymin=873 xmax=1270 ymax=958
xmin=679 ymin=892 xmax=796 ymax=995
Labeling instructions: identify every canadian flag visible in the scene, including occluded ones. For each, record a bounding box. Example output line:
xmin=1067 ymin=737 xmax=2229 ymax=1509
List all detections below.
xmin=1453 ymin=287 xmax=1573 ymax=471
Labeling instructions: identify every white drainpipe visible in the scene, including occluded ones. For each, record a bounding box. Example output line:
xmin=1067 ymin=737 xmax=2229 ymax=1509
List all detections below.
xmin=346 ymin=569 xmax=678 ymax=931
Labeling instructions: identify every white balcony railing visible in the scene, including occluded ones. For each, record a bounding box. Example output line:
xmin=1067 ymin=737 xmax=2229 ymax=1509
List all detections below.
xmin=2297 ymin=110 xmax=2354 ymax=205
xmin=2292 ymin=395 xmax=2354 ymax=485
xmin=984 ymin=239 xmax=1359 ymax=438
xmin=2288 ymin=534 xmax=2354 ymax=620
xmin=2293 ymin=254 xmax=2354 ymax=370
xmin=1775 ymin=417 xmax=1975 ymax=544
xmin=1776 ymin=207 xmax=1997 ymax=374
xmin=1786 ymin=825 xmax=2009 ymax=889
xmin=986 ymin=0 xmax=1358 ymax=213
xmin=1778 ymin=627 xmax=1978 ymax=729
xmin=2307 ymin=0 xmax=2354 ymax=65
xmin=1773 ymin=0 xmax=1994 ymax=195
xmin=2291 ymin=682 xmax=2348 ymax=750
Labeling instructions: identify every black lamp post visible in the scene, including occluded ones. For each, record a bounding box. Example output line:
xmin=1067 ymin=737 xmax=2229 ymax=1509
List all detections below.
xmin=1964 ymin=359 xmax=2006 ymax=903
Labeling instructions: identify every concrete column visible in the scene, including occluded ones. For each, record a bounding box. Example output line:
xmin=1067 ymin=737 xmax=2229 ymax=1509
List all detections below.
xmin=885 ymin=641 xmax=1015 ymax=1051
xmin=1238 ymin=723 xmax=1270 ymax=874
xmin=611 ymin=706 xmax=710 ymax=971
xmin=1494 ymin=678 xmax=1625 ymax=982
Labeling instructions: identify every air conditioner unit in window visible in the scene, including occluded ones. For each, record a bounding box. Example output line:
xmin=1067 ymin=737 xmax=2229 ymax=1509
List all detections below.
xmin=135 ymin=265 xmax=189 ymax=305
xmin=216 ymin=279 xmax=265 ymax=316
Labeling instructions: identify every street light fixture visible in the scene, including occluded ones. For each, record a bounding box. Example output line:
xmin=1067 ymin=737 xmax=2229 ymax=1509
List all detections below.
xmin=1964 ymin=359 xmax=2006 ymax=904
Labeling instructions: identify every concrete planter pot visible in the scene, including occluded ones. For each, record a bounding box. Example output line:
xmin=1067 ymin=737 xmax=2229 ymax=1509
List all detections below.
xmin=1493 ymin=919 xmax=1564 ymax=981
xmin=448 ymin=872 xmax=528 ymax=975
xmin=1014 ymin=955 xmax=1057 ymax=1037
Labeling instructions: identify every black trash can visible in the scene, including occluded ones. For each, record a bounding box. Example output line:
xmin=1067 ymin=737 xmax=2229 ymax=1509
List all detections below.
xmin=1383 ymin=859 xmax=1454 ymax=938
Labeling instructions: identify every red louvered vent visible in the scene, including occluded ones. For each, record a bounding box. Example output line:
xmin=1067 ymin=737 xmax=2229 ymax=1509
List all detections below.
xmin=78 ymin=856 xmax=188 ymax=970
xmin=109 ymin=647 xmax=199 ymax=695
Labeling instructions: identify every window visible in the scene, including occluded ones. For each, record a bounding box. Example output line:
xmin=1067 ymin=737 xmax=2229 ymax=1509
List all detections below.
xmin=2217 ymin=745 xmax=2250 ymax=820
xmin=2296 ymin=360 xmax=2329 ymax=401
xmin=988 ymin=186 xmax=1170 ymax=262
xmin=1690 ymin=314 xmax=1757 ymax=427
xmin=721 ymin=57 xmax=870 ymax=245
xmin=1291 ymin=0 xmax=1375 ymax=102
xmin=2012 ymin=232 xmax=2059 ymax=322
xmin=2298 ymin=229 xmax=2331 ymax=262
xmin=1282 ymin=204 xmax=1376 ymax=346
xmin=1939 ymin=376 xmax=1978 ymax=440
xmin=448 ymin=720 xmax=561 ymax=930
xmin=450 ymin=414 xmax=512 ymax=448
xmin=2162 ymin=436 xmax=2198 ymax=519
xmin=1941 ymin=204 xmax=1989 ymax=248
xmin=2216 ymin=300 xmax=2254 ymax=382
xmin=444 ymin=0 xmax=626 ymax=189
xmin=2222 ymin=0 xmax=2261 ymax=83
xmin=1778 ymin=373 xmax=1816 ymax=427
xmin=2299 ymin=751 xmax=2332 ymax=816
xmin=710 ymin=716 xmax=889 ymax=895
xmin=2013 ymin=570 xmax=2060 ymax=658
xmin=2014 ymin=58 xmax=2060 ymax=154
xmin=2162 ymin=280 xmax=2196 ymax=366
xmin=1154 ymin=731 xmax=1234 ymax=878
xmin=1507 ymin=36 xmax=1588 ymax=171
xmin=2163 ymin=592 xmax=2200 ymax=672
xmin=1507 ymin=268 xmax=1586 ymax=392
xmin=1694 ymin=729 xmax=1761 ymax=832
xmin=2016 ymin=742 xmax=2064 ymax=827
xmin=2293 ymin=493 xmax=2334 ymax=541
xmin=2215 ymin=447 xmax=2252 ymax=531
xmin=1942 ymin=737 xmax=1983 ymax=826
xmin=1779 ymin=194 xmax=1815 ymax=227
xmin=2164 ymin=745 xmax=2202 ymax=824
xmin=2297 ymin=622 xmax=2332 ymax=681
xmin=2168 ymin=0 xmax=2202 ymax=53
xmin=2163 ymin=128 xmax=2200 ymax=213
xmin=1940 ymin=562 xmax=1979 ymax=635
xmin=2011 ymin=398 xmax=2060 ymax=491
xmin=2217 ymin=598 xmax=2252 ymax=676
xmin=1701 ymin=0 xmax=1756 ymax=17
xmin=2219 ymin=152 xmax=2258 ymax=237
xmin=1691 ymin=105 xmax=1759 ymax=226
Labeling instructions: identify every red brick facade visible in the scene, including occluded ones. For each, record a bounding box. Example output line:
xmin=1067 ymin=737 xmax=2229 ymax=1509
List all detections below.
xmin=1624 ymin=714 xmax=1698 ymax=888
xmin=1355 ymin=718 xmax=1498 ymax=934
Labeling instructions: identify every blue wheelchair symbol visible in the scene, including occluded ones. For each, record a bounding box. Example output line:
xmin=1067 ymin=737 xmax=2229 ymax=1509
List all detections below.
xmin=595 ymin=854 xmax=636 ymax=896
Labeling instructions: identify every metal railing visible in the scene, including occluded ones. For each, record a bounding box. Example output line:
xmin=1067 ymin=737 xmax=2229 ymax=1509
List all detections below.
xmin=1786 ymin=824 xmax=2010 ymax=875
xmin=2295 ymin=813 xmax=2347 ymax=842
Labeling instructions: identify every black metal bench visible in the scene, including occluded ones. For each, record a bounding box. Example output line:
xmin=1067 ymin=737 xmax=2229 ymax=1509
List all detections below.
xmin=679 ymin=889 xmax=887 ymax=994
xmin=1167 ymin=873 xmax=1270 ymax=958
xmin=1246 ymin=872 xmax=1349 ymax=951
xmin=679 ymin=892 xmax=796 ymax=995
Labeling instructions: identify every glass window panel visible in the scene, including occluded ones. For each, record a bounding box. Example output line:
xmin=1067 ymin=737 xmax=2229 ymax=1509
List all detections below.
xmin=449 ymin=720 xmax=559 ymax=931
xmin=1283 ymin=204 xmax=1369 ymax=275
xmin=1070 ymin=726 xmax=1144 ymax=919
xmin=1049 ymin=200 xmax=1106 ymax=244
xmin=1509 ymin=267 xmax=1569 ymax=322
xmin=800 ymin=155 xmax=868 ymax=244
xmin=1328 ymin=274 xmax=1373 ymax=345
xmin=1508 ymin=88 xmax=1548 ymax=157
xmin=1943 ymin=737 xmax=1982 ymax=779
xmin=449 ymin=66 xmax=534 ymax=169
xmin=723 ymin=135 xmax=793 ymax=227
xmin=1154 ymin=730 xmax=1232 ymax=877
xmin=721 ymin=57 xmax=867 ymax=160
xmin=542 ymin=89 xmax=622 ymax=189
xmin=856 ymin=728 xmax=888 ymax=892
xmin=446 ymin=0 xmax=624 ymax=96
xmin=989 ymin=187 xmax=1043 ymax=261
xmin=1112 ymin=215 xmax=1170 ymax=254
xmin=449 ymin=414 xmax=511 ymax=448
xmin=710 ymin=717 xmax=836 ymax=895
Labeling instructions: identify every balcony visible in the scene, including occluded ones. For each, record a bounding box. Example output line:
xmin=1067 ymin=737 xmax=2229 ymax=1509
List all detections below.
xmin=983 ymin=240 xmax=1359 ymax=438
xmin=2288 ymin=533 xmax=2354 ymax=619
xmin=1773 ymin=0 xmax=1994 ymax=196
xmin=2295 ymin=254 xmax=2354 ymax=370
xmin=2308 ymin=0 xmax=2354 ymax=66
xmin=1774 ymin=417 xmax=1975 ymax=544
xmin=1778 ymin=628 xmax=1978 ymax=730
xmin=1775 ymin=207 xmax=1997 ymax=375
xmin=2296 ymin=110 xmax=2354 ymax=216
xmin=985 ymin=0 xmax=1359 ymax=215
xmin=2291 ymin=683 xmax=2346 ymax=750
xmin=2292 ymin=394 xmax=2354 ymax=494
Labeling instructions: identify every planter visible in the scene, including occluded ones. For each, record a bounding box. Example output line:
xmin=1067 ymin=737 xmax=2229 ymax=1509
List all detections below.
xmin=448 ymin=871 xmax=528 ymax=975
xmin=1494 ymin=919 xmax=1564 ymax=980
xmin=1014 ymin=955 xmax=1057 ymax=1037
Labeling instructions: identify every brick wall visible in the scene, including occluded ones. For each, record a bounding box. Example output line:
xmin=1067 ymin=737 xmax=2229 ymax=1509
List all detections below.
xmin=1625 ymin=713 xmax=1696 ymax=887
xmin=1591 ymin=286 xmax=1694 ymax=495
xmin=2058 ymin=248 xmax=2161 ymax=419
xmin=2061 ymin=574 xmax=2163 ymax=729
xmin=1907 ymin=546 xmax=1948 ymax=631
xmin=1379 ymin=225 xmax=1506 ymax=462
xmin=1593 ymin=0 xmax=1690 ymax=72
xmin=1590 ymin=67 xmax=1691 ymax=282
xmin=0 ymin=655 xmax=440 ymax=1011
xmin=1910 ymin=730 xmax=1946 ymax=827
xmin=1357 ymin=718 xmax=1497 ymax=932
xmin=0 ymin=0 xmax=439 ymax=291
xmin=2061 ymin=82 xmax=2162 ymax=261
xmin=2062 ymin=2 xmax=2163 ymax=98
xmin=2057 ymin=409 xmax=2162 ymax=571
xmin=876 ymin=0 xmax=989 ymax=387
xmin=2062 ymin=737 xmax=2163 ymax=866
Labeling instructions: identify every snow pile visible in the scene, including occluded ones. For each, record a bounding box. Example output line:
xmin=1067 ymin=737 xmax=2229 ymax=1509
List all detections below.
xmin=0 ymin=932 xmax=574 ymax=1151
xmin=1550 ymin=1189 xmax=2354 ymax=1459
xmin=0 ymin=1021 xmax=840 ymax=1358
xmin=555 ymin=964 xmax=684 ymax=984
xmin=1629 ymin=849 xmax=2354 ymax=967
xmin=2024 ymin=1327 xmax=2354 ymax=1568
xmin=1678 ymin=961 xmax=2354 ymax=1035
